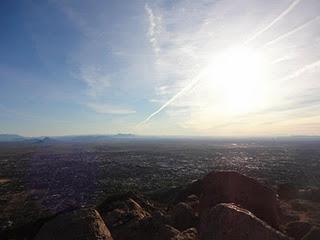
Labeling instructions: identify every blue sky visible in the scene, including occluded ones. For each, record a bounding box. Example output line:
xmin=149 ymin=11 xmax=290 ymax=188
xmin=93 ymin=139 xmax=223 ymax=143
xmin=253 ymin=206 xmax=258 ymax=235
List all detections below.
xmin=1 ymin=0 xmax=320 ymax=136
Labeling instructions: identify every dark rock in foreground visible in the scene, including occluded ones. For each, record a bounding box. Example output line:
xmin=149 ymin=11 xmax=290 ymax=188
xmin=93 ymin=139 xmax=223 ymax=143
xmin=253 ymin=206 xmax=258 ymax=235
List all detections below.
xmin=4 ymin=170 xmax=319 ymax=240
xmin=200 ymin=203 xmax=290 ymax=240
xmin=302 ymin=227 xmax=320 ymax=240
xmin=97 ymin=192 xmax=198 ymax=240
xmin=99 ymin=197 xmax=150 ymax=240
xmin=34 ymin=208 xmax=113 ymax=240
xmin=172 ymin=202 xmax=198 ymax=231
xmin=285 ymin=221 xmax=312 ymax=240
xmin=199 ymin=171 xmax=281 ymax=228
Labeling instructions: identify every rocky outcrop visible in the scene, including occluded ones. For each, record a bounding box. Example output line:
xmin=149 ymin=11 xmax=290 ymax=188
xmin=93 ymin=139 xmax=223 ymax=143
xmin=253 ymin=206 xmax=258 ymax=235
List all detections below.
xmin=34 ymin=208 xmax=113 ymax=240
xmin=172 ymin=202 xmax=198 ymax=230
xmin=99 ymin=197 xmax=150 ymax=240
xmin=285 ymin=222 xmax=312 ymax=240
xmin=199 ymin=203 xmax=290 ymax=240
xmin=301 ymin=227 xmax=320 ymax=240
xmin=103 ymin=198 xmax=149 ymax=227
xmin=7 ymin=170 xmax=316 ymax=240
xmin=199 ymin=171 xmax=281 ymax=228
xmin=174 ymin=228 xmax=198 ymax=240
xmin=153 ymin=224 xmax=181 ymax=240
xmin=98 ymin=192 xmax=155 ymax=214
xmin=97 ymin=191 xmax=199 ymax=240
xmin=174 ymin=179 xmax=203 ymax=204
xmin=152 ymin=224 xmax=198 ymax=240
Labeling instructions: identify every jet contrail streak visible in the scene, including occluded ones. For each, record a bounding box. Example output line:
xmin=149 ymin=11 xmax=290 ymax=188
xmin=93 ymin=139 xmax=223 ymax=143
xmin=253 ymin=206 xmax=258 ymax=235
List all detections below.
xmin=262 ymin=15 xmax=320 ymax=48
xmin=279 ymin=60 xmax=320 ymax=82
xmin=244 ymin=0 xmax=304 ymax=45
xmin=138 ymin=70 xmax=207 ymax=126
xmin=139 ymin=0 xmax=304 ymax=126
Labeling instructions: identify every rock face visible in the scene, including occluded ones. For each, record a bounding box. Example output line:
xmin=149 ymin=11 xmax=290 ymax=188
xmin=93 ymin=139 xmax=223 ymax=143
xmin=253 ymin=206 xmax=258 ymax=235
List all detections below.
xmin=6 ymin=170 xmax=306 ymax=240
xmin=152 ymin=224 xmax=198 ymax=240
xmin=199 ymin=171 xmax=281 ymax=228
xmin=34 ymin=208 xmax=113 ymax=240
xmin=174 ymin=228 xmax=198 ymax=240
xmin=302 ymin=227 xmax=320 ymax=240
xmin=153 ymin=224 xmax=181 ymax=240
xmin=103 ymin=198 xmax=149 ymax=228
xmin=285 ymin=222 xmax=312 ymax=240
xmin=200 ymin=203 xmax=290 ymax=240
xmin=98 ymin=192 xmax=198 ymax=240
xmin=174 ymin=179 xmax=203 ymax=204
xmin=172 ymin=202 xmax=198 ymax=230
xmin=99 ymin=197 xmax=150 ymax=240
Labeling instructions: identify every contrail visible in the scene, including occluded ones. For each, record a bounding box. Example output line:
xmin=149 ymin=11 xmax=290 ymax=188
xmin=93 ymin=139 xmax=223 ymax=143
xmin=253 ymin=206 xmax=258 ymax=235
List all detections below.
xmin=244 ymin=0 xmax=304 ymax=45
xmin=138 ymin=69 xmax=208 ymax=126
xmin=262 ymin=15 xmax=320 ymax=48
xmin=279 ymin=60 xmax=320 ymax=82
xmin=139 ymin=0 xmax=304 ymax=125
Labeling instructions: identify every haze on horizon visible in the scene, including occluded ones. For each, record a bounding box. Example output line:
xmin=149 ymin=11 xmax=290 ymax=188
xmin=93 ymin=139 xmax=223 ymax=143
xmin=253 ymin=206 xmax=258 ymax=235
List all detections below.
xmin=1 ymin=0 xmax=320 ymax=137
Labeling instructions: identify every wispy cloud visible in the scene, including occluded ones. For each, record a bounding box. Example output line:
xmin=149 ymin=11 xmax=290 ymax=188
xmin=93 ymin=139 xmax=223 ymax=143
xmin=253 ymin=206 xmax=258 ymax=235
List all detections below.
xmin=23 ymin=0 xmax=320 ymax=135
xmin=54 ymin=1 xmax=141 ymax=116
xmin=137 ymin=0 xmax=320 ymax=136
xmin=87 ymin=102 xmax=136 ymax=115
xmin=79 ymin=66 xmax=111 ymax=97
xmin=145 ymin=3 xmax=161 ymax=55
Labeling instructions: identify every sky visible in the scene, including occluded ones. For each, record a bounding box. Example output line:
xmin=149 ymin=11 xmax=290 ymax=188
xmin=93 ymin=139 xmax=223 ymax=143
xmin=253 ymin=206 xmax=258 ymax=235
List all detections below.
xmin=0 ymin=0 xmax=320 ymax=137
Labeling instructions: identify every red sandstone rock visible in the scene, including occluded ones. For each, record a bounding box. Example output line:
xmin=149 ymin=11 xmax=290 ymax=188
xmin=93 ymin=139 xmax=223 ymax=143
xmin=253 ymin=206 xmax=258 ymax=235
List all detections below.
xmin=302 ymin=227 xmax=320 ymax=240
xmin=173 ymin=228 xmax=198 ymax=240
xmin=172 ymin=202 xmax=198 ymax=230
xmin=99 ymin=198 xmax=150 ymax=240
xmin=154 ymin=224 xmax=181 ymax=240
xmin=285 ymin=221 xmax=312 ymax=240
xmin=199 ymin=171 xmax=281 ymax=228
xmin=34 ymin=208 xmax=113 ymax=240
xmin=199 ymin=203 xmax=291 ymax=240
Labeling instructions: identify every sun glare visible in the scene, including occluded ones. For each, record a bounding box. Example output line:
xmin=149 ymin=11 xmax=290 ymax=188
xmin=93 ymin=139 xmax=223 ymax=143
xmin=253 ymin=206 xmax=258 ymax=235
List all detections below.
xmin=204 ymin=46 xmax=269 ymax=115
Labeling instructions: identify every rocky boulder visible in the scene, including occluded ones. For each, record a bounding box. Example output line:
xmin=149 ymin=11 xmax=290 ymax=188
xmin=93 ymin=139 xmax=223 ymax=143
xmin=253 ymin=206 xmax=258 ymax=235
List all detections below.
xmin=34 ymin=208 xmax=113 ymax=240
xmin=98 ymin=192 xmax=155 ymax=215
xmin=199 ymin=203 xmax=290 ymax=240
xmin=99 ymin=198 xmax=150 ymax=240
xmin=174 ymin=179 xmax=203 ymax=204
xmin=302 ymin=227 xmax=320 ymax=240
xmin=153 ymin=224 xmax=198 ymax=240
xmin=103 ymin=198 xmax=149 ymax=228
xmin=199 ymin=171 xmax=281 ymax=228
xmin=173 ymin=228 xmax=198 ymax=240
xmin=185 ymin=195 xmax=200 ymax=213
xmin=172 ymin=202 xmax=198 ymax=230
xmin=285 ymin=222 xmax=312 ymax=240
xmin=154 ymin=224 xmax=181 ymax=240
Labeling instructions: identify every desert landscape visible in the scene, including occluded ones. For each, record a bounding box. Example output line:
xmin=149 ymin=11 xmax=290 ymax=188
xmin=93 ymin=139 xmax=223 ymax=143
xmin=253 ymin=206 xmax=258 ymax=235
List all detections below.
xmin=0 ymin=137 xmax=319 ymax=239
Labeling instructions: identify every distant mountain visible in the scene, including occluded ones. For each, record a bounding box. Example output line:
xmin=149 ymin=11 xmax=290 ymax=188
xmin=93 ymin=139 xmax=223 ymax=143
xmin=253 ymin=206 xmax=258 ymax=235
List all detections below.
xmin=0 ymin=134 xmax=138 ymax=143
xmin=30 ymin=137 xmax=59 ymax=144
xmin=53 ymin=135 xmax=111 ymax=142
xmin=1 ymin=133 xmax=319 ymax=144
xmin=54 ymin=134 xmax=137 ymax=142
xmin=114 ymin=133 xmax=136 ymax=138
xmin=0 ymin=134 xmax=26 ymax=142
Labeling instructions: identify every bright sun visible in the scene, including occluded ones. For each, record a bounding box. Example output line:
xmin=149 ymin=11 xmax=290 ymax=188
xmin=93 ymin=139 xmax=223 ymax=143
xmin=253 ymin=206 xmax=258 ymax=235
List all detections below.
xmin=204 ymin=46 xmax=269 ymax=114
